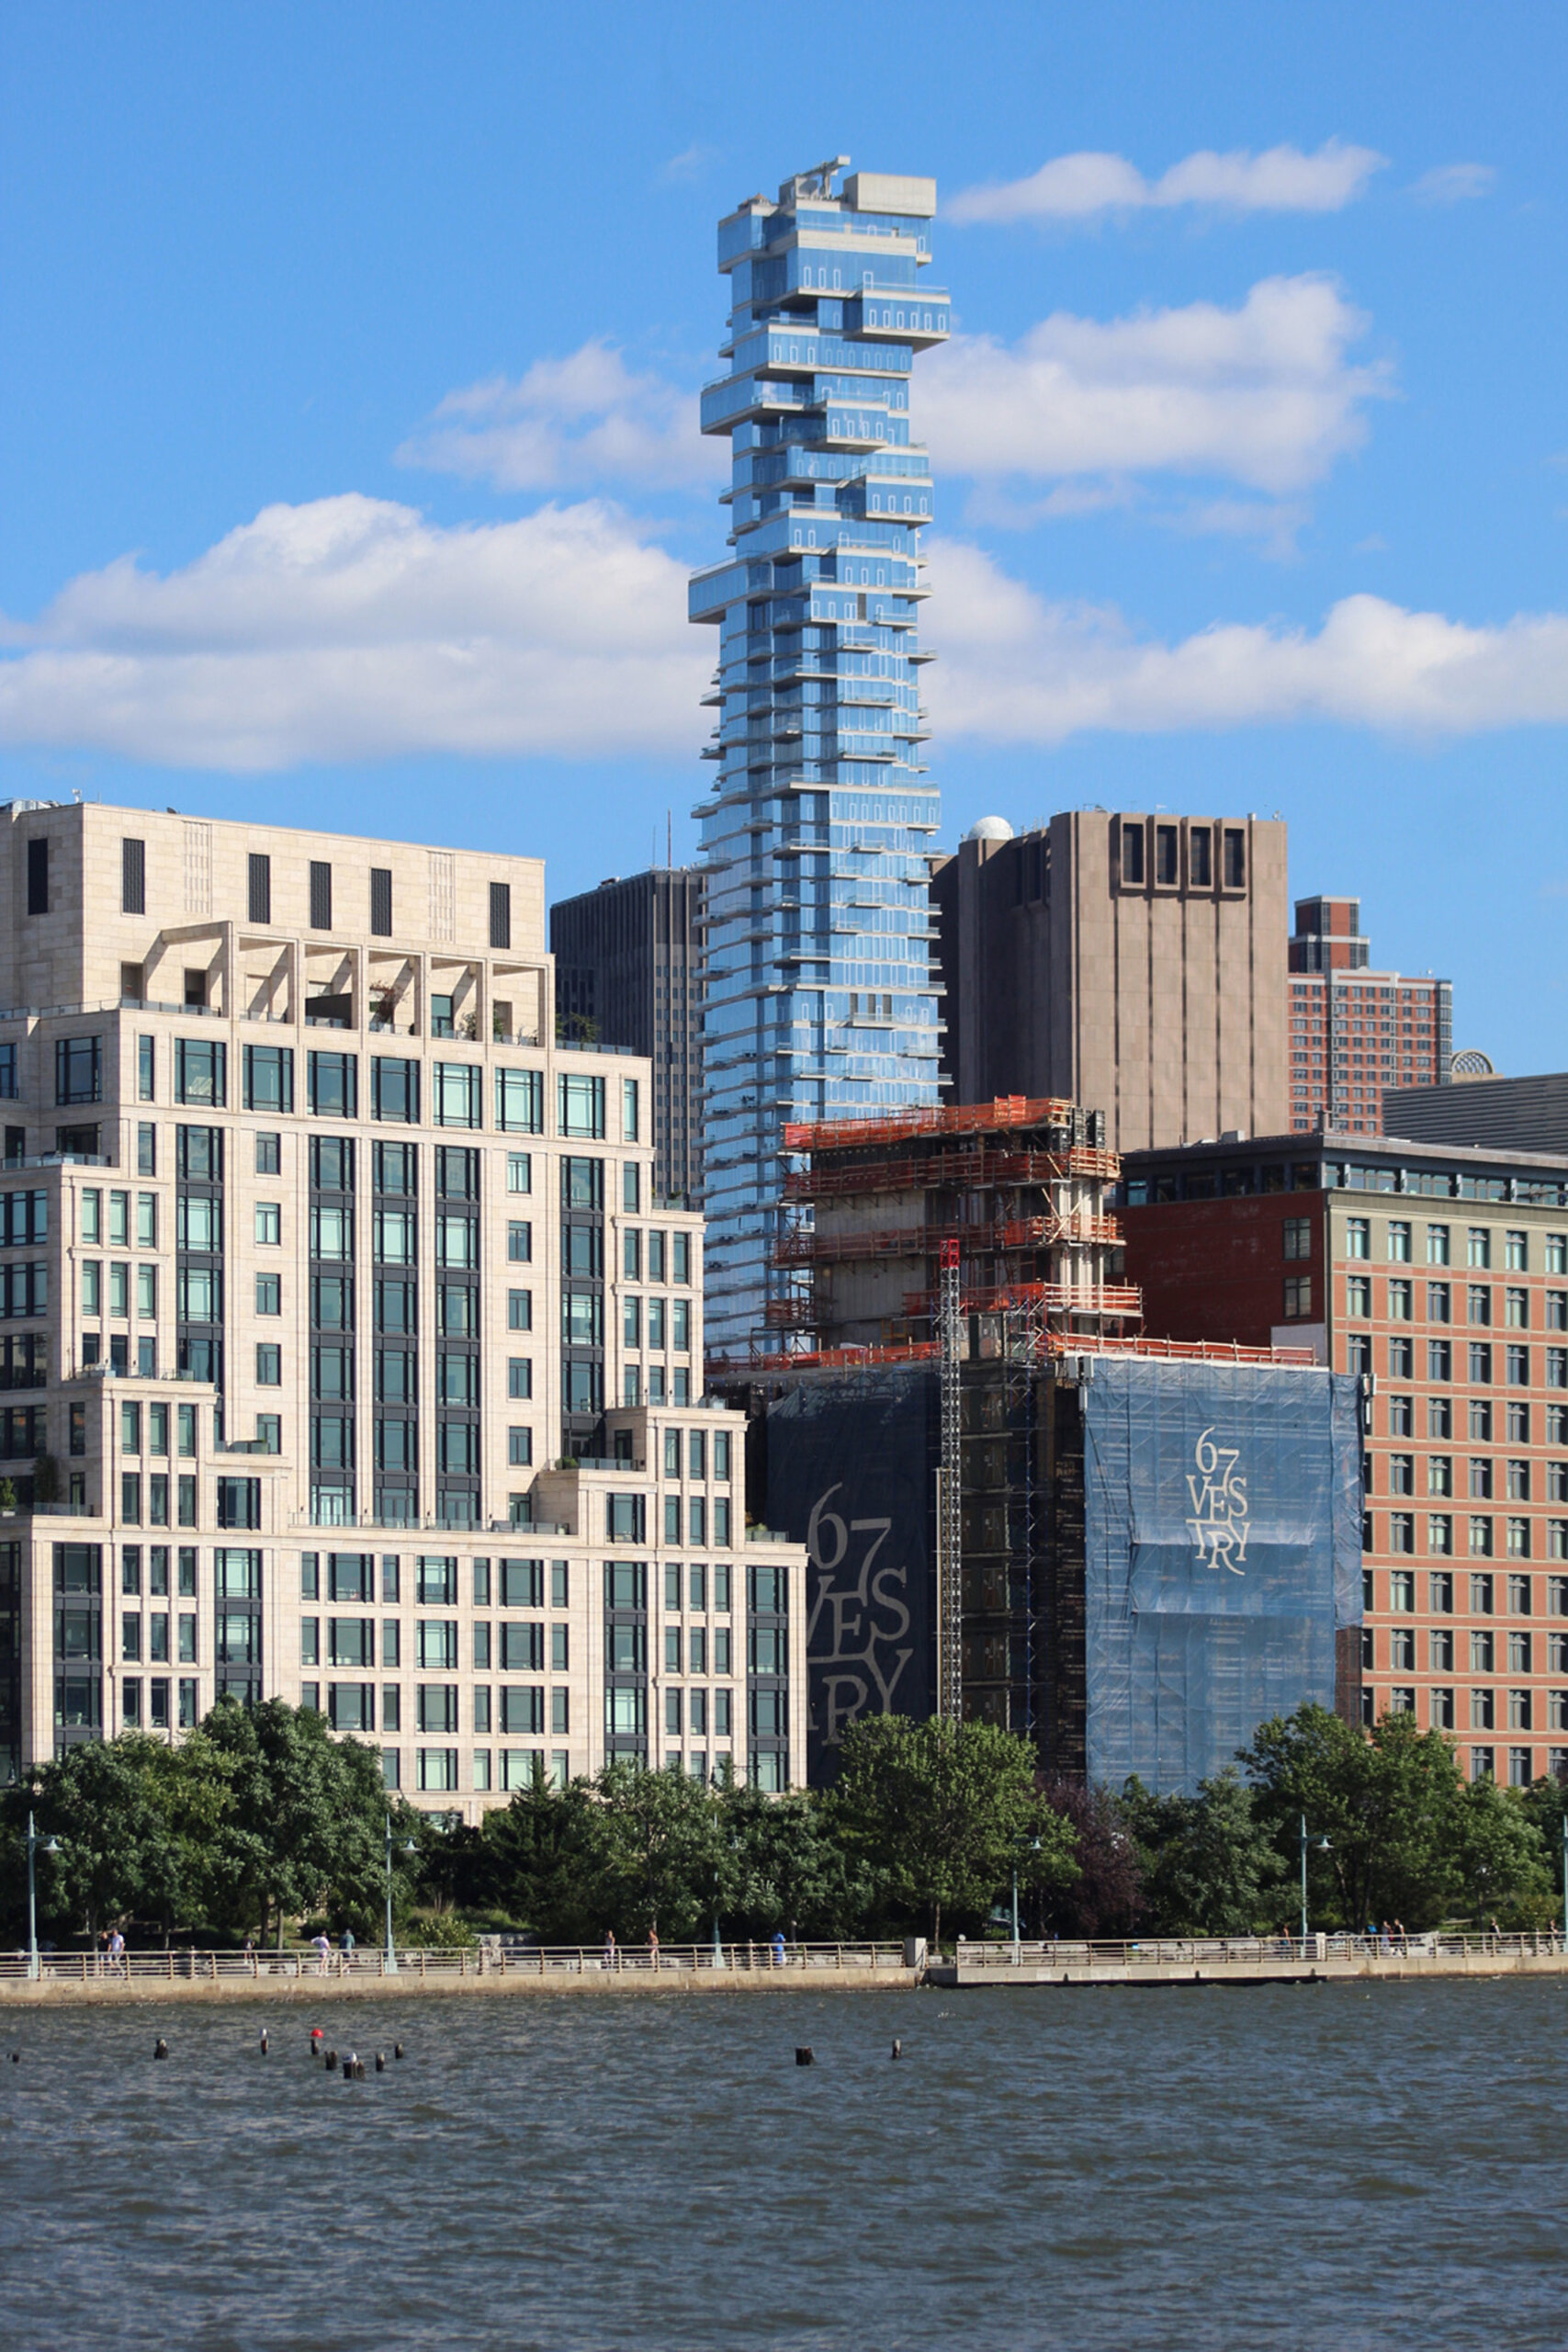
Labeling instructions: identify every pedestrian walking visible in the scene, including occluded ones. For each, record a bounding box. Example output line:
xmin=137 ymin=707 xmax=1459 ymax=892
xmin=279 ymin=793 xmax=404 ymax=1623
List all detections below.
xmin=771 ymin=1928 xmax=786 ymax=1969
xmin=107 ymin=1928 xmax=125 ymax=1976
xmin=602 ymin=1928 xmax=617 ymax=1972
xmin=646 ymin=1927 xmax=660 ymax=1970
xmin=340 ymin=1928 xmax=356 ymax=1973
xmin=312 ymin=1931 xmax=332 ymax=1974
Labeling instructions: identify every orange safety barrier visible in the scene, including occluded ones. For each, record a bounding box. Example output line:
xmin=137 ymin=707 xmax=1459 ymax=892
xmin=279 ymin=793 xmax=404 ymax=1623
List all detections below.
xmin=902 ymin=1281 xmax=1145 ymax=1318
xmin=772 ymin=1213 xmax=1123 ymax=1267
xmin=784 ymin=1144 xmax=1121 ymax=1199
xmin=783 ymin=1095 xmax=1077 ymax=1154
xmin=713 ymin=1333 xmax=1315 ymax=1376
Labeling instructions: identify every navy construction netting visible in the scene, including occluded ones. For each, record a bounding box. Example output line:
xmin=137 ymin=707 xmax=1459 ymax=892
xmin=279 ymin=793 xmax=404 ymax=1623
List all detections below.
xmin=764 ymin=1367 xmax=937 ymax=1785
xmin=1081 ymin=1358 xmax=1363 ymax=1794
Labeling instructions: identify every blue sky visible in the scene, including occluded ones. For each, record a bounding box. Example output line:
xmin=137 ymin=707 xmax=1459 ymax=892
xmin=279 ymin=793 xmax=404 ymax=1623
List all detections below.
xmin=2 ymin=0 xmax=1564 ymax=1066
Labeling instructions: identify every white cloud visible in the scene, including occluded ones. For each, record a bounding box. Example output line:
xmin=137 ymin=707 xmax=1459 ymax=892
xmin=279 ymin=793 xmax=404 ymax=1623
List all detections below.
xmin=948 ymin=140 xmax=1386 ymax=225
xmin=919 ymin=277 xmax=1388 ymax=496
xmin=660 ymin=141 xmax=720 ymax=184
xmin=0 ymin=494 xmax=708 ymax=770
xmin=1410 ymin=163 xmax=1496 ymax=205
xmin=397 ymin=340 xmax=724 ymax=493
xmin=927 ymin=540 xmax=1568 ymax=741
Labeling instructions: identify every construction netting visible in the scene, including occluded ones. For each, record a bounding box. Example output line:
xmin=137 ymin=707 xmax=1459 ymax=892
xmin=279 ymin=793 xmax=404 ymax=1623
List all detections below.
xmin=1080 ymin=1356 xmax=1362 ymax=1794
xmin=762 ymin=1367 xmax=937 ymax=1784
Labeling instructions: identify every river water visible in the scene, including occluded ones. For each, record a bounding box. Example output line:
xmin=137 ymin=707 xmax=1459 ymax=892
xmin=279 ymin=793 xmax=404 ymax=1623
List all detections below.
xmin=1 ymin=1976 xmax=1562 ymax=2349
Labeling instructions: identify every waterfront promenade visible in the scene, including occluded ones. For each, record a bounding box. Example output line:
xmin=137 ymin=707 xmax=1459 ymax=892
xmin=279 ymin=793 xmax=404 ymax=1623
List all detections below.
xmin=5 ymin=1930 xmax=1566 ymax=2003
xmin=0 ymin=1939 xmax=919 ymax=2003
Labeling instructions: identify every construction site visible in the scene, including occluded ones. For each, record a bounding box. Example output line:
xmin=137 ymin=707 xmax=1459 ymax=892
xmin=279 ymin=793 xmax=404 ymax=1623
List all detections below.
xmin=716 ymin=1098 xmax=1364 ymax=1792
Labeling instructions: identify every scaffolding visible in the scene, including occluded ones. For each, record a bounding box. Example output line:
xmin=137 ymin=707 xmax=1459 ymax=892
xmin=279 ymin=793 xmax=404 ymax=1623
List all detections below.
xmin=1002 ymin=1287 xmax=1054 ymax=1741
xmin=937 ymin=1238 xmax=964 ymax=1724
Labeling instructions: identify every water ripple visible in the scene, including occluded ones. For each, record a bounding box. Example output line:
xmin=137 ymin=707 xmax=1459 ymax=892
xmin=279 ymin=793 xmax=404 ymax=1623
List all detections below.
xmin=1 ymin=1981 xmax=1564 ymax=2348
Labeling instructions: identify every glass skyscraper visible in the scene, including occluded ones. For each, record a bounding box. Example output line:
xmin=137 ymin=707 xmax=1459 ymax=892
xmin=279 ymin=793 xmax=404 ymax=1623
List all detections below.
xmin=690 ymin=161 xmax=949 ymax=1361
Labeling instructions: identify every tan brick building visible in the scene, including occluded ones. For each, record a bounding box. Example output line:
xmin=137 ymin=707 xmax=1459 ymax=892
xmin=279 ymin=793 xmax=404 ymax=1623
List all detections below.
xmin=1122 ymin=1127 xmax=1568 ymax=1786
xmin=0 ymin=801 xmax=804 ymax=1816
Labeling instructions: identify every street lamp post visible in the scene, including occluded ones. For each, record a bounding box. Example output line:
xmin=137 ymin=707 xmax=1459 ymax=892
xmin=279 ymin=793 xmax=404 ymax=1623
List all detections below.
xmin=1011 ymin=1837 xmax=1042 ymax=1948
xmin=384 ymin=1814 xmax=415 ymax=1975
xmin=25 ymin=1810 xmax=58 ymax=1983
xmin=1299 ymin=1812 xmax=1331 ymax=1946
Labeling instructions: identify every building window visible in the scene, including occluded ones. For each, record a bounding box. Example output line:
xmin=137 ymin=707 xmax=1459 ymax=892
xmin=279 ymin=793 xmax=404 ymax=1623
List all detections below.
xmin=310 ymin=861 xmax=333 ymax=931
xmin=56 ymin=1037 xmax=103 ymax=1106
xmin=1283 ymin=1276 xmax=1312 ymax=1318
xmin=1387 ymin=1221 xmax=1412 ymax=1263
xmin=370 ymin=866 xmax=392 ymax=937
xmin=248 ymin=854 xmax=272 ymax=924
xmin=243 ymin=1046 xmax=294 ymax=1115
xmin=370 ymin=1058 xmax=419 ymax=1124
xmin=121 ymin=837 xmax=146 ymax=916
xmin=433 ymin=1063 xmax=481 ymax=1128
xmin=1346 ymin=1219 xmax=1370 ymax=1260
xmin=558 ymin=1074 xmax=606 ymax=1139
xmin=309 ymin=1053 xmax=357 ymax=1119
xmin=496 ymin=1069 xmax=544 ymax=1135
xmin=1427 ymin=1282 xmax=1450 ymax=1323
xmin=1427 ymin=1224 xmax=1451 ymax=1265
xmin=26 ymin=838 xmax=47 ymax=915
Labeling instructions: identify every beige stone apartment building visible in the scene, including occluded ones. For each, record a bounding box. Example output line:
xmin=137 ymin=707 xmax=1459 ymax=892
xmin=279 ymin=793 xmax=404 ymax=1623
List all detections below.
xmin=0 ymin=801 xmax=805 ymax=1816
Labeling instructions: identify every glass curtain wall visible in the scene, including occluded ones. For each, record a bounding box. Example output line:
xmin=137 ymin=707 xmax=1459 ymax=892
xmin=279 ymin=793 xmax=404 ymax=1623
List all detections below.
xmin=690 ymin=161 xmax=948 ymax=1360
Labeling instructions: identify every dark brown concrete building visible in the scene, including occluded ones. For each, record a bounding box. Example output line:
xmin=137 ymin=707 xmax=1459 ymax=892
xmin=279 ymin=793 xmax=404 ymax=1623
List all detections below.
xmin=931 ymin=810 xmax=1288 ymax=1152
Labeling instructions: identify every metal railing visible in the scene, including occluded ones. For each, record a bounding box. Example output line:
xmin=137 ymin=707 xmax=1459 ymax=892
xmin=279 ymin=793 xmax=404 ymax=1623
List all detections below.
xmin=0 ymin=1939 xmax=908 ymax=1985
xmin=950 ymin=1930 xmax=1568 ymax=1969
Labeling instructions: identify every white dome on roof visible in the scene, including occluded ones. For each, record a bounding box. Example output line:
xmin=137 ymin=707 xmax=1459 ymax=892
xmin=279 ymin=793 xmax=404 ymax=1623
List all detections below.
xmin=964 ymin=815 xmax=1014 ymax=843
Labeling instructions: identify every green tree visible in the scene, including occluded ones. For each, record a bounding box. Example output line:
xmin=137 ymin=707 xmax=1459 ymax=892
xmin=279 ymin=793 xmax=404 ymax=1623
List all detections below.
xmin=479 ymin=1770 xmax=613 ymax=1943
xmin=1521 ymin=1772 xmax=1568 ymax=1928
xmin=593 ymin=1761 xmax=727 ymax=1940
xmin=830 ymin=1714 xmax=1076 ymax=1946
xmin=1242 ymin=1703 xmax=1468 ymax=1930
xmin=1121 ymin=1769 xmax=1286 ymax=1936
xmin=4 ymin=1737 xmax=181 ymax=1940
xmin=717 ymin=1779 xmax=877 ymax=1941
xmin=1451 ymin=1775 xmax=1552 ymax=1928
xmin=200 ymin=1697 xmax=390 ymax=1944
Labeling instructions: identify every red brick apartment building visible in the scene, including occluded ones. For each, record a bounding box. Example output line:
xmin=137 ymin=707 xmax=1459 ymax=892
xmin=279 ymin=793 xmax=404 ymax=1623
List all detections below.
xmin=1121 ymin=1130 xmax=1568 ymax=1785
xmin=1287 ymin=898 xmax=1450 ymax=1139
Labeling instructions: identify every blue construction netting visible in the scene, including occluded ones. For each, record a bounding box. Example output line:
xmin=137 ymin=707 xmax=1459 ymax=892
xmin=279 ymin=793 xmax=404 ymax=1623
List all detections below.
xmin=1081 ymin=1358 xmax=1363 ymax=1794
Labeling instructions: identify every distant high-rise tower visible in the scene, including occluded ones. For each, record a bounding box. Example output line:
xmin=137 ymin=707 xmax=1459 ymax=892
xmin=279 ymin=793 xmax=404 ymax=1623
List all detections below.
xmin=1286 ymin=896 xmax=1451 ymax=1136
xmin=689 ymin=161 xmax=948 ymax=1362
xmin=550 ymin=867 xmax=705 ymax=1209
